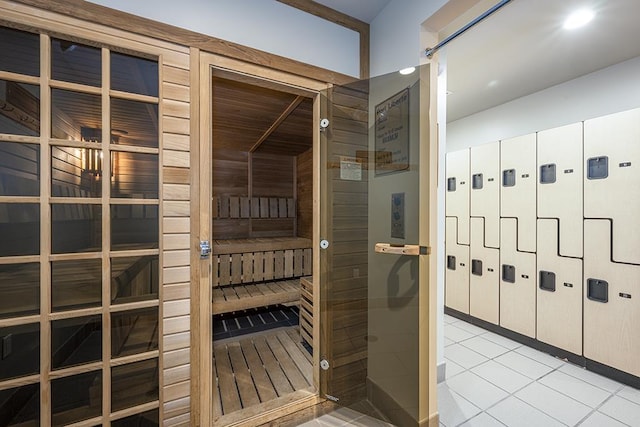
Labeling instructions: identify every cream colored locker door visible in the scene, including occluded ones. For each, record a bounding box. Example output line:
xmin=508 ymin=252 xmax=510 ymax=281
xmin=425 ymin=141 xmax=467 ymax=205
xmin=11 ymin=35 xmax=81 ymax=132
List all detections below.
xmin=499 ymin=219 xmax=536 ymax=338
xmin=584 ymin=108 xmax=640 ymax=265
xmin=470 ymin=142 xmax=500 ymax=249
xmin=470 ymin=217 xmax=499 ymax=324
xmin=446 ymin=149 xmax=470 ymax=245
xmin=537 ymin=123 xmax=583 ymax=258
xmin=536 ymin=219 xmax=583 ymax=355
xmin=500 ymin=134 xmax=536 ymax=253
xmin=584 ymin=220 xmax=640 ymax=377
xmin=445 ymin=217 xmax=470 ymax=314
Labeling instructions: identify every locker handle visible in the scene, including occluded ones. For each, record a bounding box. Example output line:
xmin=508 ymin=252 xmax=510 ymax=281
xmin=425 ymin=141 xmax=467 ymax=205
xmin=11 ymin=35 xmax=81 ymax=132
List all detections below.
xmin=619 ymin=293 xmax=632 ymax=299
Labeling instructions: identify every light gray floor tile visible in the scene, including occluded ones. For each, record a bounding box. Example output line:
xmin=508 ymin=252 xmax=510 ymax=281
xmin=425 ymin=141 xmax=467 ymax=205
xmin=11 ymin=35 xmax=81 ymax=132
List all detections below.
xmin=445 ymin=358 xmax=466 ymax=379
xmin=461 ymin=336 xmax=511 ymax=359
xmin=539 ymin=370 xmax=612 ymax=407
xmin=451 ymin=321 xmax=488 ymax=336
xmin=444 ymin=337 xmax=455 ymax=347
xmin=347 ymin=415 xmax=394 ymax=426
xmin=618 ymin=385 xmax=640 ymax=406
xmin=444 ymin=314 xmax=459 ymax=324
xmin=514 ymin=345 xmax=565 ymax=368
xmin=558 ymin=363 xmax=624 ymax=394
xmin=480 ymin=331 xmax=522 ymax=350
xmin=494 ymin=351 xmax=555 ymax=379
xmin=487 ymin=396 xmax=565 ymax=427
xmin=515 ymin=382 xmax=591 ymax=426
xmin=459 ymin=412 xmax=506 ymax=427
xmin=578 ymin=411 xmax=628 ymax=427
xmin=446 ymin=371 xmax=509 ymax=410
xmin=445 ymin=324 xmax=475 ymax=343
xmin=599 ymin=395 xmax=640 ymax=426
xmin=445 ymin=344 xmax=488 ymax=369
xmin=438 ymin=383 xmax=481 ymax=427
xmin=298 ymin=421 xmax=324 ymax=427
xmin=471 ymin=360 xmax=533 ymax=393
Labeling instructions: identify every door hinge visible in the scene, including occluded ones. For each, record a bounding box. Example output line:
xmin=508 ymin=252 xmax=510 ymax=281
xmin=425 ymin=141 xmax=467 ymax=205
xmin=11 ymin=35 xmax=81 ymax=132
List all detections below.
xmin=200 ymin=240 xmax=211 ymax=259
xmin=325 ymin=394 xmax=339 ymax=402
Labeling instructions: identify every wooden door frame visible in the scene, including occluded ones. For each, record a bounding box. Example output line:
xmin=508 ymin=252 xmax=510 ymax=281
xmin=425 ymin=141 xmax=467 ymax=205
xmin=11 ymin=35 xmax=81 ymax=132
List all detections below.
xmin=192 ymin=50 xmax=329 ymax=427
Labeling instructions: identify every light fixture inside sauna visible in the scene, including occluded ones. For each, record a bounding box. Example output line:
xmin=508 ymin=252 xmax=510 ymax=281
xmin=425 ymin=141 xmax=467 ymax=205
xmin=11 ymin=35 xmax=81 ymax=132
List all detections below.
xmin=80 ymin=127 xmax=103 ymax=177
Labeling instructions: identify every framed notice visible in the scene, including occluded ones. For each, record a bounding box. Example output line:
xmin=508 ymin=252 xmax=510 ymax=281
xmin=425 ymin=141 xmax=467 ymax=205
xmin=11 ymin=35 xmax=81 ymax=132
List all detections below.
xmin=374 ymin=88 xmax=409 ymax=175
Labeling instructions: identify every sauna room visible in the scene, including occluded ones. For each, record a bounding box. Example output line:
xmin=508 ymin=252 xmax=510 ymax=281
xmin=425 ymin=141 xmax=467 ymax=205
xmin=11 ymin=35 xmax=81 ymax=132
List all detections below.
xmin=210 ymin=74 xmax=316 ymax=422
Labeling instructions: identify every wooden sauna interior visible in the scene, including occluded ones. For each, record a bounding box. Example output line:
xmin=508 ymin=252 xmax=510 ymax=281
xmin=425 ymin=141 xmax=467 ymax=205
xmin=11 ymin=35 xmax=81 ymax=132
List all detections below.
xmin=210 ymin=75 xmax=316 ymax=421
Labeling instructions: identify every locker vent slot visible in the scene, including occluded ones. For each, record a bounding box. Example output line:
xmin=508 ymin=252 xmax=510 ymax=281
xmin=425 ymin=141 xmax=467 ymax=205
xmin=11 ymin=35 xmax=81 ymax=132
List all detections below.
xmin=587 ymin=279 xmax=608 ymax=303
xmin=472 ymin=173 xmax=483 ymax=189
xmin=587 ymin=156 xmax=608 ymax=179
xmin=447 ymin=177 xmax=456 ymax=192
xmin=471 ymin=259 xmax=483 ymax=276
xmin=539 ymin=271 xmax=556 ymax=292
xmin=502 ymin=264 xmax=515 ymax=283
xmin=447 ymin=255 xmax=456 ymax=270
xmin=502 ymin=169 xmax=516 ymax=187
xmin=540 ymin=164 xmax=556 ymax=184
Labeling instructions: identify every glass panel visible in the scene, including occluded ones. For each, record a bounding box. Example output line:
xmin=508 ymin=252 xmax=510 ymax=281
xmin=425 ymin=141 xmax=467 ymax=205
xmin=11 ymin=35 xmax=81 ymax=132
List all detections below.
xmin=111 ymin=152 xmax=159 ymax=199
xmin=111 ymin=256 xmax=159 ymax=305
xmin=51 ymin=204 xmax=102 ymax=254
xmin=0 ymin=263 xmax=39 ymax=318
xmin=0 ymin=142 xmax=40 ymax=196
xmin=51 ymin=146 xmax=102 ymax=197
xmin=0 ymin=26 xmax=39 ymax=76
xmin=111 ymin=205 xmax=158 ymax=250
xmin=0 ymin=203 xmax=39 ymax=257
xmin=51 ymin=370 xmax=102 ymax=426
xmin=0 ymin=323 xmax=39 ymax=381
xmin=51 ymin=38 xmax=101 ymax=87
xmin=111 ymin=359 xmax=158 ymax=412
xmin=111 ymin=52 xmax=158 ymax=97
xmin=111 ymin=98 xmax=158 ymax=148
xmin=51 ymin=89 xmax=101 ymax=140
xmin=52 ymin=259 xmax=101 ymax=311
xmin=52 ymin=315 xmax=102 ymax=369
xmin=111 ymin=308 xmax=158 ymax=358
xmin=0 ymin=80 xmax=40 ymax=136
xmin=0 ymin=383 xmax=39 ymax=427
xmin=111 ymin=409 xmax=159 ymax=427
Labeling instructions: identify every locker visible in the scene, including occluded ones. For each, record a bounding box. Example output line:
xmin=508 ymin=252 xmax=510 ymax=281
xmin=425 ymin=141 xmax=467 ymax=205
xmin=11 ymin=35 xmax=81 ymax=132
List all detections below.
xmin=445 ymin=217 xmax=470 ymax=314
xmin=537 ymin=122 xmax=583 ymax=258
xmin=446 ymin=149 xmax=470 ymax=245
xmin=470 ymin=142 xmax=500 ymax=249
xmin=500 ymin=134 xmax=537 ymax=252
xmin=499 ymin=218 xmax=536 ymax=338
xmin=584 ymin=219 xmax=640 ymax=377
xmin=470 ymin=217 xmax=499 ymax=324
xmin=536 ymin=219 xmax=583 ymax=355
xmin=584 ymin=108 xmax=640 ymax=265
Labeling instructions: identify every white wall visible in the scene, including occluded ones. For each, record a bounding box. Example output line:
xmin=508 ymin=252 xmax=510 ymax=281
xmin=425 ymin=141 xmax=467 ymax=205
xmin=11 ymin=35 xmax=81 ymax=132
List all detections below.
xmin=447 ymin=55 xmax=640 ymax=151
xmin=88 ymin=0 xmax=360 ymax=77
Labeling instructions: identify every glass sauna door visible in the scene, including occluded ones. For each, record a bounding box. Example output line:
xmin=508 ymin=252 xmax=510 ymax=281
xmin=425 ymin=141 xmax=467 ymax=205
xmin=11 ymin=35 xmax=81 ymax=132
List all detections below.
xmin=319 ymin=64 xmax=436 ymax=426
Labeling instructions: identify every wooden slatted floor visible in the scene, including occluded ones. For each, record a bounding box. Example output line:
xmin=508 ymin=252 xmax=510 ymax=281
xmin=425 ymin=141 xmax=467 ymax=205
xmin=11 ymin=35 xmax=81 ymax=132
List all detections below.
xmin=213 ymin=326 xmax=314 ymax=422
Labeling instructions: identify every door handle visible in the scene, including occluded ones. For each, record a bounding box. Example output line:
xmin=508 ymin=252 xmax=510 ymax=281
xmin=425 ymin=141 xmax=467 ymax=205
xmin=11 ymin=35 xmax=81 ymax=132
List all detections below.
xmin=374 ymin=243 xmax=430 ymax=256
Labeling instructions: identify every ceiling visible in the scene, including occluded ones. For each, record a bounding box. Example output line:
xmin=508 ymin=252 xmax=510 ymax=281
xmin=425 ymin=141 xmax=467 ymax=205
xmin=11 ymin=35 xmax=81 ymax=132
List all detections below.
xmin=313 ymin=0 xmax=392 ymax=23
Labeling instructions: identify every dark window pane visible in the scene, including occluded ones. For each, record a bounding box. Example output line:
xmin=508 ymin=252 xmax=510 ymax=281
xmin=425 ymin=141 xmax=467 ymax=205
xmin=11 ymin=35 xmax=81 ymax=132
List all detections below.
xmin=111 ymin=98 xmax=158 ymax=148
xmin=51 ymin=89 xmax=101 ymax=140
xmin=0 ymin=263 xmax=39 ymax=318
xmin=0 ymin=383 xmax=39 ymax=427
xmin=112 ymin=308 xmax=158 ymax=358
xmin=0 ymin=80 xmax=40 ymax=136
xmin=111 ymin=205 xmax=158 ymax=250
xmin=0 ymin=203 xmax=39 ymax=257
xmin=112 ymin=152 xmax=158 ymax=199
xmin=111 ymin=52 xmax=158 ymax=97
xmin=112 ymin=409 xmax=159 ymax=427
xmin=112 ymin=256 xmax=159 ymax=305
xmin=52 ymin=315 xmax=102 ymax=369
xmin=51 ymin=370 xmax=101 ymax=426
xmin=0 ymin=323 xmax=39 ymax=381
xmin=51 ymin=38 xmax=101 ymax=87
xmin=111 ymin=359 xmax=158 ymax=412
xmin=0 ymin=142 xmax=40 ymax=196
xmin=51 ymin=146 xmax=102 ymax=197
xmin=0 ymin=27 xmax=39 ymax=76
xmin=51 ymin=204 xmax=101 ymax=254
xmin=52 ymin=259 xmax=101 ymax=312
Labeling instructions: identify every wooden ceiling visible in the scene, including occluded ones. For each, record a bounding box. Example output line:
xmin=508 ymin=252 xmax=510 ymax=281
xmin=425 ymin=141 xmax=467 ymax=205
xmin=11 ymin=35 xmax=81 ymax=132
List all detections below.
xmin=212 ymin=77 xmax=313 ymax=157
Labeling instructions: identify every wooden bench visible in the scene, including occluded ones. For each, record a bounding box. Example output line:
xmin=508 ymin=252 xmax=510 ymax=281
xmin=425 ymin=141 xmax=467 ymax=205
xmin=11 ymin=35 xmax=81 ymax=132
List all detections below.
xmin=212 ymin=237 xmax=312 ymax=314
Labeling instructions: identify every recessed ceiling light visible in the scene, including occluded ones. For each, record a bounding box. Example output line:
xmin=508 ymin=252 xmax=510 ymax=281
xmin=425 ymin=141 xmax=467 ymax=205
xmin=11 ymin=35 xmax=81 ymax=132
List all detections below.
xmin=564 ymin=9 xmax=595 ymax=30
xmin=399 ymin=67 xmax=416 ymax=75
